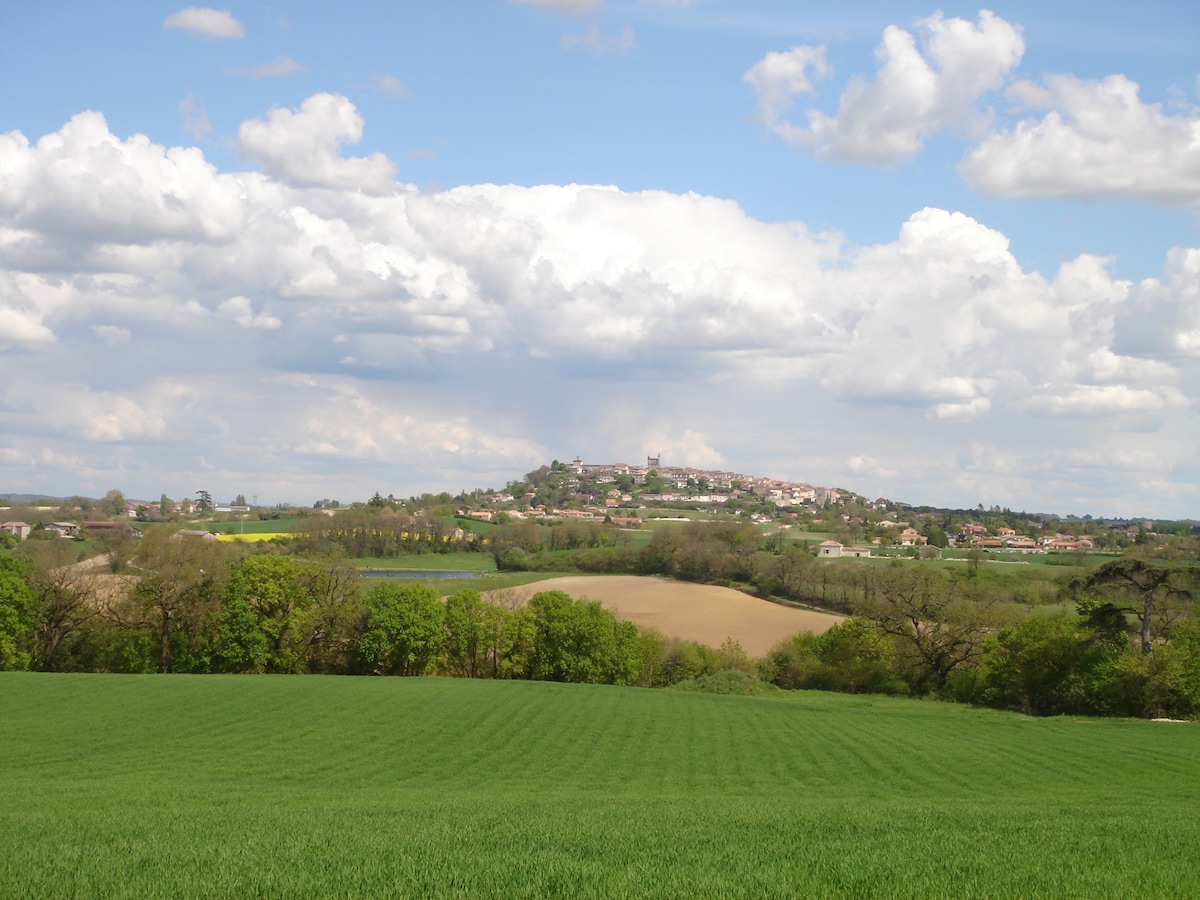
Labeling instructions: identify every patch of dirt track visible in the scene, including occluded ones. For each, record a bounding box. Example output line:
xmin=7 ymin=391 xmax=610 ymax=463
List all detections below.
xmin=485 ymin=575 xmax=843 ymax=657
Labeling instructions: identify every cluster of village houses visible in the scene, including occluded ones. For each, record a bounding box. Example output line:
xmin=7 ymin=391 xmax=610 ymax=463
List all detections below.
xmin=0 ymin=496 xmax=257 ymax=542
xmin=450 ymin=457 xmax=1103 ymax=555
xmin=0 ymin=520 xmax=142 ymax=541
xmin=563 ymin=457 xmax=849 ymax=507
xmin=816 ymin=523 xmax=1097 ymax=559
xmin=1 ymin=457 xmax=1118 ymax=554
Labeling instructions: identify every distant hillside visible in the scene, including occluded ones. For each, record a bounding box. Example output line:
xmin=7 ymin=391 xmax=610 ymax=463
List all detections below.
xmin=0 ymin=494 xmax=61 ymax=506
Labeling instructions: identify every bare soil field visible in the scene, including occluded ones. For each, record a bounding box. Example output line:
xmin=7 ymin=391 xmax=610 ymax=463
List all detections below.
xmin=486 ymin=575 xmax=843 ymax=656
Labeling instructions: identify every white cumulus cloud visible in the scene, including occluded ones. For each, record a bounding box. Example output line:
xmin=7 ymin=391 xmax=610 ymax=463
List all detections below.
xmin=237 ymin=93 xmax=398 ymax=193
xmin=0 ymin=111 xmax=247 ymax=246
xmin=743 ymin=45 xmax=831 ymax=126
xmin=747 ymin=10 xmax=1023 ymax=164
xmin=960 ymin=74 xmax=1200 ymax=203
xmin=163 ymin=7 xmax=245 ymax=39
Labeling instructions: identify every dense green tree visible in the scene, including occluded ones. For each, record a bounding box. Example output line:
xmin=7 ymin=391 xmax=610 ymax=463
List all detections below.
xmin=1139 ymin=619 xmax=1200 ymax=718
xmin=978 ymin=615 xmax=1126 ymax=716
xmin=214 ymin=565 xmax=270 ymax=673
xmin=113 ymin=529 xmax=229 ymax=673
xmin=480 ymin=600 xmax=536 ymax=679
xmin=922 ymin=521 xmax=949 ymax=549
xmin=100 ymin=489 xmax=126 ymax=517
xmin=15 ymin=540 xmax=104 ymax=671
xmin=658 ymin=637 xmax=727 ymax=684
xmin=207 ymin=557 xmax=361 ymax=674
xmin=233 ymin=556 xmax=321 ymax=673
xmin=0 ymin=557 xmax=36 ymax=670
xmin=633 ymin=628 xmax=669 ymax=687
xmin=443 ymin=589 xmax=489 ymax=678
xmin=761 ymin=618 xmax=906 ymax=695
xmin=299 ymin=561 xmax=363 ymax=673
xmin=360 ymin=583 xmax=445 ymax=676
xmin=527 ymin=590 xmax=642 ymax=685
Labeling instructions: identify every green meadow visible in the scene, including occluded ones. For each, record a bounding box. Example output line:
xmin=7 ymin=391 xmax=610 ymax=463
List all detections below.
xmin=2 ymin=673 xmax=1198 ymax=898
xmin=352 ymin=552 xmax=497 ymax=572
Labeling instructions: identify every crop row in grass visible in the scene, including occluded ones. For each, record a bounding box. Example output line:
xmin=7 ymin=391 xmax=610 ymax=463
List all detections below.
xmin=3 ymin=673 xmax=1198 ymax=898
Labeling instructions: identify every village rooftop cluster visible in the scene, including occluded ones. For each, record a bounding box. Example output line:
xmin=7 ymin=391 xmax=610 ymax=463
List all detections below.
xmin=452 ymin=456 xmax=856 ymax=527
xmin=1 ymin=454 xmax=1185 ymax=554
xmin=446 ymin=457 xmax=1166 ymax=555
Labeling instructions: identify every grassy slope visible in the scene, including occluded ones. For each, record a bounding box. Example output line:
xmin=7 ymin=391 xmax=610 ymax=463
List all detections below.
xmin=210 ymin=517 xmax=305 ymax=534
xmin=353 ymin=570 xmax=561 ymax=597
xmin=351 ymin=551 xmax=497 ymax=572
xmin=2 ymin=674 xmax=1198 ymax=898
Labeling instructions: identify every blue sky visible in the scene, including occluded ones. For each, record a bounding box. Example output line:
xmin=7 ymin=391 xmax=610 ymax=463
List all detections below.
xmin=1 ymin=1 xmax=1198 ymax=516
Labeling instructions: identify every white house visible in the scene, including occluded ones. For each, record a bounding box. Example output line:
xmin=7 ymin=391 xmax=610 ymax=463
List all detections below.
xmin=818 ymin=540 xmax=871 ymax=558
xmin=1 ymin=521 xmax=31 ymax=540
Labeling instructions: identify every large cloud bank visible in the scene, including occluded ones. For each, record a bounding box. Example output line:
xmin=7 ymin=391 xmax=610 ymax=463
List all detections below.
xmin=0 ymin=95 xmax=1196 ymax=512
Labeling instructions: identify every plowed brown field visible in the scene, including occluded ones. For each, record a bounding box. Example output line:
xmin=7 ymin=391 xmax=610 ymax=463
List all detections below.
xmin=486 ymin=575 xmax=843 ymax=656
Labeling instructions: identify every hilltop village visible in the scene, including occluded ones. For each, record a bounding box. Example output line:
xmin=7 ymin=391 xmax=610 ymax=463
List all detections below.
xmin=2 ymin=455 xmax=1186 ymax=556
xmin=447 ymin=457 xmax=1167 ymax=556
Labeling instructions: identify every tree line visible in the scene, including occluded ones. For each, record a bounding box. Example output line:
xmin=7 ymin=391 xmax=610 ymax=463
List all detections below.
xmin=761 ymin=563 xmax=1200 ymax=718
xmin=292 ymin=510 xmax=478 ymax=558
xmin=0 ymin=534 xmax=742 ymax=686
xmin=1 ymin=530 xmax=1197 ymax=718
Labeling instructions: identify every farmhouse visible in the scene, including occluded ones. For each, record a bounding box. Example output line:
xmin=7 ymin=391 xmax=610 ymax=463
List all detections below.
xmin=170 ymin=530 xmax=217 ymax=542
xmin=817 ymin=540 xmax=871 ymax=558
xmin=897 ymin=528 xmax=928 ymax=546
xmin=610 ymin=516 xmax=643 ymax=526
xmin=1 ymin=521 xmax=31 ymax=540
xmin=1005 ymin=538 xmax=1038 ymax=550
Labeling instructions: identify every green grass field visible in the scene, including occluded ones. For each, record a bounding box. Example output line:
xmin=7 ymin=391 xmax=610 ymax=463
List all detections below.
xmin=363 ymin=570 xmax=564 ymax=597
xmin=211 ymin=516 xmax=305 ymax=535
xmin=2 ymin=674 xmax=1198 ymax=898
xmin=351 ymin=552 xmax=496 ymax=572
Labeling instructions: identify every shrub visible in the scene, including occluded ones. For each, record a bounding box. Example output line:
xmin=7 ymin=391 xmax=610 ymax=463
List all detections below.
xmin=761 ymin=618 xmax=907 ymax=696
xmin=670 ymin=669 xmax=781 ymax=696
